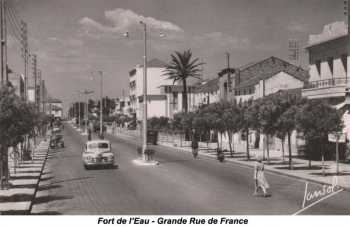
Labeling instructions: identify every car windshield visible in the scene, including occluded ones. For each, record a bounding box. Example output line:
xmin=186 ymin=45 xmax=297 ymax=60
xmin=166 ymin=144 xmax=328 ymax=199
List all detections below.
xmin=88 ymin=142 xmax=109 ymax=149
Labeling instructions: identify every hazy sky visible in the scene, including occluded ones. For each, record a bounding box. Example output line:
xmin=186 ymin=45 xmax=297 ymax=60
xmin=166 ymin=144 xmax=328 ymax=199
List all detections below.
xmin=7 ymin=0 xmax=346 ymax=109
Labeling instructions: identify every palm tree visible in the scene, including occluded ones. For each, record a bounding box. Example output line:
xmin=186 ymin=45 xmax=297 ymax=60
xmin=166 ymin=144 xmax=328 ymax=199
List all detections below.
xmin=163 ymin=49 xmax=204 ymax=113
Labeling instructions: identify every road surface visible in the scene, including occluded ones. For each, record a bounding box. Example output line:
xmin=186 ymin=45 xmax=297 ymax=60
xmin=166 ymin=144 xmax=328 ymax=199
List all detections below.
xmin=31 ymin=123 xmax=350 ymax=215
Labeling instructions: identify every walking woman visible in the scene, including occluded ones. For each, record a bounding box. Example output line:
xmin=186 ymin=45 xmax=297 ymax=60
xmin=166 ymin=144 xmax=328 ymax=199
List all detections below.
xmin=191 ymin=132 xmax=199 ymax=159
xmin=253 ymin=158 xmax=270 ymax=197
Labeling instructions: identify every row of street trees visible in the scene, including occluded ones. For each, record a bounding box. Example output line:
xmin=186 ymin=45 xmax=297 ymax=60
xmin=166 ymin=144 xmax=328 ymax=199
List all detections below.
xmin=0 ymin=86 xmax=49 ymax=189
xmin=148 ymin=91 xmax=344 ymax=170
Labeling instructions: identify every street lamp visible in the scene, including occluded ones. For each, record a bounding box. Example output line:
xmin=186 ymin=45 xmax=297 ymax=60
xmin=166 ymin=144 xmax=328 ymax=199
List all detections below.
xmin=80 ymin=89 xmax=94 ymax=135
xmin=124 ymin=22 xmax=164 ymax=163
xmin=91 ymin=71 xmax=104 ymax=138
xmin=76 ymin=92 xmax=83 ymax=132
xmin=140 ymin=21 xmax=148 ymax=160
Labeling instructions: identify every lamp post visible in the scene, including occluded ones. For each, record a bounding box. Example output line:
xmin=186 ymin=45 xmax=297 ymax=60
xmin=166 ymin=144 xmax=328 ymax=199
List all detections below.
xmin=140 ymin=21 xmax=148 ymax=160
xmin=98 ymin=71 xmax=103 ymax=138
xmin=83 ymin=89 xmax=94 ymax=135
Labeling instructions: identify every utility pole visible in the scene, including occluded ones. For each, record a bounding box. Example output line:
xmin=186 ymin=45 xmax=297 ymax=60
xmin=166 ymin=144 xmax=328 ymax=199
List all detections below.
xmin=21 ymin=20 xmax=28 ymax=101
xmin=99 ymin=71 xmax=103 ymax=137
xmin=0 ymin=0 xmax=7 ymax=86
xmin=32 ymin=54 xmax=37 ymax=108
xmin=226 ymin=52 xmax=231 ymax=92
xmin=37 ymin=69 xmax=41 ymax=112
xmin=140 ymin=21 xmax=148 ymax=160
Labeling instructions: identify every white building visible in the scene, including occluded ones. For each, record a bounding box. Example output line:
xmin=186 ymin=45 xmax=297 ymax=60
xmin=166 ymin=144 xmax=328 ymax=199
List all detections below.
xmin=193 ymin=78 xmax=220 ymax=108
xmin=129 ymin=58 xmax=174 ymax=121
xmin=302 ymin=21 xmax=350 ymax=102
xmin=46 ymin=98 xmax=63 ymax=119
xmin=216 ymin=56 xmax=309 ymax=156
xmin=159 ymin=84 xmax=196 ymax=118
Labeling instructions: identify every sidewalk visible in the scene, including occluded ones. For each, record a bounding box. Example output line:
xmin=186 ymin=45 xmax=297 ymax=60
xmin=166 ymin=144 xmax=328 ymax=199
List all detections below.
xmin=108 ymin=128 xmax=350 ymax=190
xmin=0 ymin=139 xmax=50 ymax=214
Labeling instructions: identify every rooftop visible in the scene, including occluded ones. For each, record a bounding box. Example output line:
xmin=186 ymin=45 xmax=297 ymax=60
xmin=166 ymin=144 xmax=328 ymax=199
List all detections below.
xmin=306 ymin=21 xmax=348 ymax=48
xmin=194 ymin=78 xmax=219 ymax=93
xmin=234 ymin=56 xmax=309 ymax=90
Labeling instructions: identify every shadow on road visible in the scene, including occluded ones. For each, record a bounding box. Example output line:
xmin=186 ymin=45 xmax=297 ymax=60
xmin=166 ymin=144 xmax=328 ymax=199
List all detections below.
xmin=33 ymin=195 xmax=74 ymax=205
xmin=275 ymin=165 xmax=330 ymax=170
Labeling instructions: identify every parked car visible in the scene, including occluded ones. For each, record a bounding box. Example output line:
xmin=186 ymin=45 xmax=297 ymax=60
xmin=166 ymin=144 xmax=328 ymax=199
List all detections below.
xmin=82 ymin=140 xmax=114 ymax=169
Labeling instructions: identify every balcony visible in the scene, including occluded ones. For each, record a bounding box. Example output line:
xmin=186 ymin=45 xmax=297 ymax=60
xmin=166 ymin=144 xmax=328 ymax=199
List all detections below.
xmin=302 ymin=77 xmax=349 ymax=99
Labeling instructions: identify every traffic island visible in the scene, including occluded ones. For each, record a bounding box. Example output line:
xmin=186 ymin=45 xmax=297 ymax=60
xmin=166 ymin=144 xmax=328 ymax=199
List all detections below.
xmin=133 ymin=146 xmax=159 ymax=166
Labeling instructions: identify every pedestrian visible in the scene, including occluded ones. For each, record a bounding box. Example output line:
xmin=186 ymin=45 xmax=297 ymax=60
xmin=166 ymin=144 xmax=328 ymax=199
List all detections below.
xmin=253 ymin=157 xmax=270 ymax=197
xmin=191 ymin=134 xmax=199 ymax=159
xmin=88 ymin=128 xmax=92 ymax=141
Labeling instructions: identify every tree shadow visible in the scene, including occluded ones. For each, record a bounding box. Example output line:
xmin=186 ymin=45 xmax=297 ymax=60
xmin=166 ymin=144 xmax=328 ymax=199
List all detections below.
xmin=0 ymin=210 xmax=29 ymax=215
xmin=159 ymin=159 xmax=192 ymax=164
xmin=40 ymin=176 xmax=55 ymax=181
xmin=309 ymin=172 xmax=350 ymax=176
xmin=9 ymin=184 xmax=37 ymax=189
xmin=48 ymin=176 xmax=94 ymax=185
xmin=9 ymin=175 xmax=40 ymax=180
xmin=31 ymin=211 xmax=62 ymax=215
xmin=37 ymin=184 xmax=62 ymax=191
xmin=85 ymin=165 xmax=119 ymax=170
xmin=0 ymin=194 xmax=33 ymax=202
xmin=32 ymin=195 xmax=74 ymax=205
xmin=265 ymin=161 xmax=302 ymax=166
xmin=275 ymin=165 xmax=329 ymax=170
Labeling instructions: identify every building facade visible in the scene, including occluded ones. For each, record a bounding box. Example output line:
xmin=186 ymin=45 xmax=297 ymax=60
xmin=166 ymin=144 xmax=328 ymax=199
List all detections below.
xmin=129 ymin=58 xmax=175 ymax=121
xmin=302 ymin=22 xmax=350 ymax=103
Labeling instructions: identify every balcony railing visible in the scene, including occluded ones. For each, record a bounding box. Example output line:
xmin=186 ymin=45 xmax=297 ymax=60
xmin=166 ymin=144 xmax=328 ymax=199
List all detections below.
xmin=304 ymin=77 xmax=349 ymax=89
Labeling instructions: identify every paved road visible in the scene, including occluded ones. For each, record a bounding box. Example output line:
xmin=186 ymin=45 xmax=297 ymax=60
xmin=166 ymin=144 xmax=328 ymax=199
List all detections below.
xmin=31 ymin=123 xmax=350 ymax=215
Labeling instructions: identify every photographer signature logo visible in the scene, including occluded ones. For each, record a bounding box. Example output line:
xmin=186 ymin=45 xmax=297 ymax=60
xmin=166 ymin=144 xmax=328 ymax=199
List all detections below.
xmin=293 ymin=176 xmax=343 ymax=215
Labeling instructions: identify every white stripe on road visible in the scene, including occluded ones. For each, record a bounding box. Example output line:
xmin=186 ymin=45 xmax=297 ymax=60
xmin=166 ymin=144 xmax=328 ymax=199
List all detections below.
xmin=0 ymin=201 xmax=31 ymax=211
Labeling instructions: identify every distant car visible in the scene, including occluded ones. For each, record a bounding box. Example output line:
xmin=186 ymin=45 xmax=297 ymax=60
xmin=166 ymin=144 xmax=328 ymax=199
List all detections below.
xmin=93 ymin=123 xmax=107 ymax=133
xmin=52 ymin=127 xmax=61 ymax=134
xmin=50 ymin=134 xmax=64 ymax=148
xmin=82 ymin=140 xmax=114 ymax=169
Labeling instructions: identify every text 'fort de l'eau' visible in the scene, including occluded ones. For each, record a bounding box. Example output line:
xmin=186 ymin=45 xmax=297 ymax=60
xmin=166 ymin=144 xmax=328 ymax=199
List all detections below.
xmin=97 ymin=217 xmax=249 ymax=225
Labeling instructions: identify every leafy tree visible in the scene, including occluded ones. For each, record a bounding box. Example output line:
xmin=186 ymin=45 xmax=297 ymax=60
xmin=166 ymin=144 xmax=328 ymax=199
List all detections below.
xmin=0 ymin=86 xmax=40 ymax=188
xmin=296 ymin=99 xmax=343 ymax=168
xmin=240 ymin=99 xmax=257 ymax=160
xmin=273 ymin=92 xmax=304 ymax=169
xmin=163 ymin=49 xmax=204 ymax=113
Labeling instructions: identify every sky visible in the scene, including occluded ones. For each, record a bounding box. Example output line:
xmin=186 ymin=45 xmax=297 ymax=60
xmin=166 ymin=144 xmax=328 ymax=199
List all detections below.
xmin=6 ymin=0 xmax=347 ymax=111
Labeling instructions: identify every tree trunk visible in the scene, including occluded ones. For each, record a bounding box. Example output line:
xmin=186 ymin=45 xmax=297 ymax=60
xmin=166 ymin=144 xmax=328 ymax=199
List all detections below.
xmin=0 ymin=145 xmax=3 ymax=189
xmin=281 ymin=137 xmax=285 ymax=163
xmin=182 ymin=79 xmax=190 ymax=141
xmin=182 ymin=79 xmax=188 ymax=113
xmin=287 ymin=131 xmax=293 ymax=170
xmin=228 ymin=131 xmax=233 ymax=157
xmin=246 ymin=128 xmax=250 ymax=160
xmin=266 ymin=134 xmax=270 ymax=163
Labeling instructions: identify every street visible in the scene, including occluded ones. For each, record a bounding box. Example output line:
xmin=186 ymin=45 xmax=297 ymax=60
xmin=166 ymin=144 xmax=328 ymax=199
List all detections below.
xmin=28 ymin=123 xmax=350 ymax=215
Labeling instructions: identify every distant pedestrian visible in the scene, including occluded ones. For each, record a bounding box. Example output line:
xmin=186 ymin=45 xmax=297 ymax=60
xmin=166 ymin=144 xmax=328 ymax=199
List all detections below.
xmin=253 ymin=158 xmax=270 ymax=197
xmin=191 ymin=134 xmax=199 ymax=159
xmin=88 ymin=128 xmax=92 ymax=141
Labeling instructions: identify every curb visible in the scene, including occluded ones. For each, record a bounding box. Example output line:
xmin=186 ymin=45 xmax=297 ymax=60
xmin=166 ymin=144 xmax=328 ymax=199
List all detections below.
xmin=28 ymin=141 xmax=50 ymax=214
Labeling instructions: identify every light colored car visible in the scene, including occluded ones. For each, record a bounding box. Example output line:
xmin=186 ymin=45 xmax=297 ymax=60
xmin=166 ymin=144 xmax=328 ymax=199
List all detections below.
xmin=82 ymin=140 xmax=115 ymax=169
